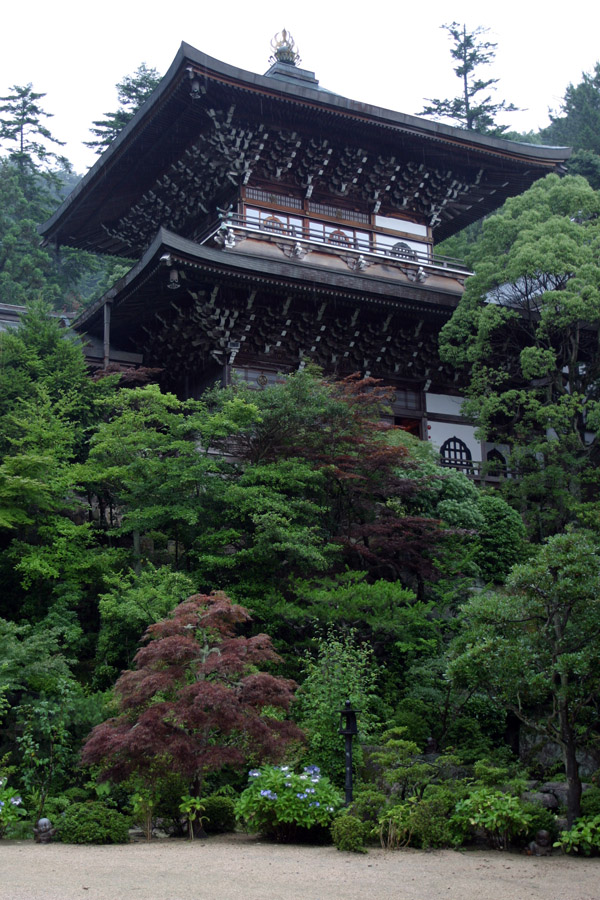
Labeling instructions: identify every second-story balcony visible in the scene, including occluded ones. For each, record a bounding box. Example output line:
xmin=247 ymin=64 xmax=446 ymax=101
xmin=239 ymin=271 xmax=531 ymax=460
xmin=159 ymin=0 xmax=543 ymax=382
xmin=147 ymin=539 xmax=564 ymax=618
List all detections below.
xmin=200 ymin=210 xmax=471 ymax=290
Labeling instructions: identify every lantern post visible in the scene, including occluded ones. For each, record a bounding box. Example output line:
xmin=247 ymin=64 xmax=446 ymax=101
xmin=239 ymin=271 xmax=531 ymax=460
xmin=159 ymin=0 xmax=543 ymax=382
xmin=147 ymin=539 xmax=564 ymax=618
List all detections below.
xmin=338 ymin=699 xmax=358 ymax=805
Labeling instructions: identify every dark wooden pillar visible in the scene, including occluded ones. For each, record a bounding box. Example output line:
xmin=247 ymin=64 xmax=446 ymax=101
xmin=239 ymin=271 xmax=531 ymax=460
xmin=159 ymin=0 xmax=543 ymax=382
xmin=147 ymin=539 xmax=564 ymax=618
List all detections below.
xmin=103 ymin=301 xmax=112 ymax=369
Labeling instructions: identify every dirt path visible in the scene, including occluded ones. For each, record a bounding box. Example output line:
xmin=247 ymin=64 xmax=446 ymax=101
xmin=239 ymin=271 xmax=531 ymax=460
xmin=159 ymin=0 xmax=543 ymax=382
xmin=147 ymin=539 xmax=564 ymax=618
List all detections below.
xmin=2 ymin=833 xmax=600 ymax=900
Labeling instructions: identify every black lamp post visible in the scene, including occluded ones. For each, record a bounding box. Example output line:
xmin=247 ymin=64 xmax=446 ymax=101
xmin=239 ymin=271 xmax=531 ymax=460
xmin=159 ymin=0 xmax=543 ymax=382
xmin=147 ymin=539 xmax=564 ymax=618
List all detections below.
xmin=339 ymin=699 xmax=358 ymax=805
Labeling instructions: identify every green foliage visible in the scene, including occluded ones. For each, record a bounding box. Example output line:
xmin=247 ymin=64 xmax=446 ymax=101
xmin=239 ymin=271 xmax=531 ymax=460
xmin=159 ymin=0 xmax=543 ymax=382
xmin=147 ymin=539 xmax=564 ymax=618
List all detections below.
xmin=130 ymin=784 xmax=157 ymax=840
xmin=418 ymin=23 xmax=517 ymax=133
xmin=201 ymin=794 xmax=236 ymax=834
xmin=379 ymin=787 xmax=459 ymax=849
xmin=450 ymin=529 xmax=600 ymax=823
xmin=95 ymin=565 xmax=196 ymax=686
xmin=236 ymin=765 xmax=342 ymax=842
xmin=86 ymin=64 xmax=161 ymax=154
xmin=331 ymin=814 xmax=368 ymax=852
xmin=295 ymin=630 xmax=380 ymax=783
xmin=369 ymin=727 xmax=459 ymax=801
xmin=439 ymin=174 xmax=600 ymax=537
xmin=58 ymin=801 xmax=129 ymax=844
xmin=475 ymin=493 xmax=527 ymax=581
xmin=542 ymin=63 xmax=600 ymax=157
xmin=521 ymin=803 xmax=559 ymax=845
xmin=581 ymin=787 xmax=600 ymax=818
xmin=0 ymin=84 xmax=68 ymax=184
xmin=554 ymin=815 xmax=600 ymax=855
xmin=179 ymin=794 xmax=207 ymax=840
xmin=451 ymin=788 xmax=532 ymax=849
xmin=0 ymin=776 xmax=26 ymax=838
xmin=347 ymin=787 xmax=387 ymax=826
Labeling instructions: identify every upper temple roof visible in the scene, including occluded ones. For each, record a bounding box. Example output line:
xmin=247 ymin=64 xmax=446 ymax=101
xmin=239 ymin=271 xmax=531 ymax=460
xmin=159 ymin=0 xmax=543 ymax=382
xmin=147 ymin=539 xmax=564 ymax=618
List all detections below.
xmin=40 ymin=41 xmax=570 ymax=255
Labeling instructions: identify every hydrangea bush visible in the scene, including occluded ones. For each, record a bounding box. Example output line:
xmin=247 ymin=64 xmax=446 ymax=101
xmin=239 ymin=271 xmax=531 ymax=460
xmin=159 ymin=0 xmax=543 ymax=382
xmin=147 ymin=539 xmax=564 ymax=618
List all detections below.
xmin=236 ymin=765 xmax=343 ymax=842
xmin=0 ymin=778 xmax=26 ymax=838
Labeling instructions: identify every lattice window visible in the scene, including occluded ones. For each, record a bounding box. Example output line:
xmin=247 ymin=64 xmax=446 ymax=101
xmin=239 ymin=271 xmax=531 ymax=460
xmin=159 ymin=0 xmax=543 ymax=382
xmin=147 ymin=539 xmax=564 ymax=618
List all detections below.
xmin=308 ymin=201 xmax=370 ymax=224
xmin=246 ymin=188 xmax=302 ymax=209
xmin=440 ymin=437 xmax=472 ymax=469
xmin=394 ymin=388 xmax=421 ymax=411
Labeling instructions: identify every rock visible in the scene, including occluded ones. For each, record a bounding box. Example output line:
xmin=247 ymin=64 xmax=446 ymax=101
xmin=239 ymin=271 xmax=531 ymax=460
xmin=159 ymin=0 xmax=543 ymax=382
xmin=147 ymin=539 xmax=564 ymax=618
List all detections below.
xmin=521 ymin=791 xmax=558 ymax=810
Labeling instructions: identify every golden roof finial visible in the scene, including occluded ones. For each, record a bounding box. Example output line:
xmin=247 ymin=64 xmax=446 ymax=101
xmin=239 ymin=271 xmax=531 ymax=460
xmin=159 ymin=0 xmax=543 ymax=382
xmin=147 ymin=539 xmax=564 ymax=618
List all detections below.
xmin=269 ymin=29 xmax=301 ymax=66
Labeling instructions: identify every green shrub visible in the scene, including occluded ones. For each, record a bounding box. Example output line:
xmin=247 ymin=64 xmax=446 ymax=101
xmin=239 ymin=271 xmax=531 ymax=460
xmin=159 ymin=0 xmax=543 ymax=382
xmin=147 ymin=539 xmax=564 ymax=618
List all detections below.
xmin=58 ymin=802 xmax=130 ymax=844
xmin=236 ymin=764 xmax=342 ymax=842
xmin=555 ymin=816 xmax=600 ymax=856
xmin=202 ymin=795 xmax=236 ymax=834
xmin=348 ymin=788 xmax=387 ymax=826
xmin=378 ymin=788 xmax=459 ymax=850
xmin=521 ymin=803 xmax=559 ymax=845
xmin=42 ymin=796 xmax=71 ymax=823
xmin=451 ymin=788 xmax=532 ymax=850
xmin=407 ymin=788 xmax=460 ymax=849
xmin=331 ymin=815 xmax=368 ymax=853
xmin=379 ymin=802 xmax=412 ymax=849
xmin=581 ymin=788 xmax=600 ymax=818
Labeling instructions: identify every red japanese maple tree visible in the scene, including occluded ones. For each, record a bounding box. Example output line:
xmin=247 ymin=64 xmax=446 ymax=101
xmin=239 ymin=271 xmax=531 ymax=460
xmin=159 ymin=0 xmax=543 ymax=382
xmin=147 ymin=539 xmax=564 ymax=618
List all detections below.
xmin=82 ymin=592 xmax=302 ymax=793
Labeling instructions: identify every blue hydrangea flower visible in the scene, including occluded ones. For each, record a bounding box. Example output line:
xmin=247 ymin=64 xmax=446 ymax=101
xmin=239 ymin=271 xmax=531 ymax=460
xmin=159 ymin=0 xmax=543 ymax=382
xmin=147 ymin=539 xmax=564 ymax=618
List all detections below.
xmin=309 ymin=801 xmax=321 ymax=807
xmin=249 ymin=769 xmax=261 ymax=777
xmin=303 ymin=765 xmax=321 ymax=775
xmin=10 ymin=797 xmax=21 ymax=806
xmin=296 ymin=792 xmax=307 ymax=799
xmin=306 ymin=788 xmax=316 ymax=794
xmin=260 ymin=789 xmax=278 ymax=800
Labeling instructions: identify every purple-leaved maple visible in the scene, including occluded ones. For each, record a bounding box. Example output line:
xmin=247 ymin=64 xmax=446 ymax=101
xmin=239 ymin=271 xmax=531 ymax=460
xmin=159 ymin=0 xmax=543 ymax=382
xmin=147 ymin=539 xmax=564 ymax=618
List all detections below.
xmin=82 ymin=592 xmax=302 ymax=794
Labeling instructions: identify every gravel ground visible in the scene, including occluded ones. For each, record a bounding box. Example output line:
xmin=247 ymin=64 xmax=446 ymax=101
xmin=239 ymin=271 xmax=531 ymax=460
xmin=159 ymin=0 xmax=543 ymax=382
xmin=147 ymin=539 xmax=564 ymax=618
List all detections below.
xmin=2 ymin=833 xmax=600 ymax=900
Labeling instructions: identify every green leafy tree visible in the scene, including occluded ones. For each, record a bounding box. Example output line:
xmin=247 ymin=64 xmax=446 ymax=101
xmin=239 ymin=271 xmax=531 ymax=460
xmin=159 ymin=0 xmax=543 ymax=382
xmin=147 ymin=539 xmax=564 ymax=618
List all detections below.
xmin=543 ymin=63 xmax=600 ymax=156
xmin=295 ymin=629 xmax=380 ymax=784
xmin=86 ymin=64 xmax=161 ymax=154
xmin=540 ymin=63 xmax=600 ymax=190
xmin=450 ymin=529 xmax=600 ymax=826
xmin=95 ymin=565 xmax=196 ymax=686
xmin=439 ymin=174 xmax=600 ymax=537
xmin=418 ymin=23 xmax=517 ymax=134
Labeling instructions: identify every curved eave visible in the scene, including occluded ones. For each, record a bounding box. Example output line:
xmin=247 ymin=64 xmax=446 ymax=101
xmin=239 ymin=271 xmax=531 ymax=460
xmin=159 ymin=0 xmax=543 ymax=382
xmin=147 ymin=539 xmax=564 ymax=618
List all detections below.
xmin=74 ymin=227 xmax=463 ymax=338
xmin=41 ymin=41 xmax=571 ymax=250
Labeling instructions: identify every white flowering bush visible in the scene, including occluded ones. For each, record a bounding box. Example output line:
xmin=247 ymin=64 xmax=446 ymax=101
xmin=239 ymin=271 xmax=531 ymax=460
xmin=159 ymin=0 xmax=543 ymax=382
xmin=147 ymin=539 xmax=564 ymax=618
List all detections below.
xmin=0 ymin=778 xmax=25 ymax=838
xmin=236 ymin=765 xmax=343 ymax=842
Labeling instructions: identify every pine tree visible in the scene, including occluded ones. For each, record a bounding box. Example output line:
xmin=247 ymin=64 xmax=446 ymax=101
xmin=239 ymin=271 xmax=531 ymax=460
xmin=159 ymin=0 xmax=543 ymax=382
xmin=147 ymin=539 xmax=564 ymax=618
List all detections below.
xmin=0 ymin=84 xmax=69 ymax=191
xmin=418 ymin=23 xmax=517 ymax=134
xmin=85 ymin=63 xmax=161 ymax=154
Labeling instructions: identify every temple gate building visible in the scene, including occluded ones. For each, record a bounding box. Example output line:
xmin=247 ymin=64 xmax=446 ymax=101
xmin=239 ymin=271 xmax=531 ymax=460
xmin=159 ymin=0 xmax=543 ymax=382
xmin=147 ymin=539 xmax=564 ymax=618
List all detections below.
xmin=40 ymin=32 xmax=570 ymax=473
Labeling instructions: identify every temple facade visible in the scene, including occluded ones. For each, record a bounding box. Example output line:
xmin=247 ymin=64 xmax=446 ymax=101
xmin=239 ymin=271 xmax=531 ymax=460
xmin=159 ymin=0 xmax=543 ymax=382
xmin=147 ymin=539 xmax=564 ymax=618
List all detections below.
xmin=40 ymin=33 xmax=570 ymax=474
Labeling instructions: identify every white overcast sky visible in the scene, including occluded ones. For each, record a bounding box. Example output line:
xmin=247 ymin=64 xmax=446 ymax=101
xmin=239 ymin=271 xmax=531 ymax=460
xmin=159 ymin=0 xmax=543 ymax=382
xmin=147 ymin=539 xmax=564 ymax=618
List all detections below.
xmin=2 ymin=0 xmax=599 ymax=174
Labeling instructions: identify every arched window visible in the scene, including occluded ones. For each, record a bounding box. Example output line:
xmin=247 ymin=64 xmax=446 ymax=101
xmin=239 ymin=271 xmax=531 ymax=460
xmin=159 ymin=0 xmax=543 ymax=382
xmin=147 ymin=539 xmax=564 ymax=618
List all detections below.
xmin=327 ymin=229 xmax=351 ymax=246
xmin=389 ymin=241 xmax=417 ymax=260
xmin=263 ymin=215 xmax=285 ymax=233
xmin=486 ymin=447 xmax=507 ymax=476
xmin=440 ymin=437 xmax=472 ymax=471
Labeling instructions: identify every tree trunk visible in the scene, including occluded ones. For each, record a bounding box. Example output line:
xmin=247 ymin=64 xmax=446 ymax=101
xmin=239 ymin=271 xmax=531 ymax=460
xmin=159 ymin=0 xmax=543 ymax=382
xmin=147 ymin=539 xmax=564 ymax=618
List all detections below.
xmin=561 ymin=701 xmax=582 ymax=827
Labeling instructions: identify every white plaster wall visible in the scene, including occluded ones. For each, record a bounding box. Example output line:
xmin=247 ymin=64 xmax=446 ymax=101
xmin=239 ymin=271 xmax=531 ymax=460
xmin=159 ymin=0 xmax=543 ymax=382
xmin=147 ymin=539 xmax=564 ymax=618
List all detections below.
xmin=375 ymin=216 xmax=428 ymax=236
xmin=426 ymin=393 xmax=464 ymax=417
xmin=425 ymin=393 xmax=480 ymax=461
